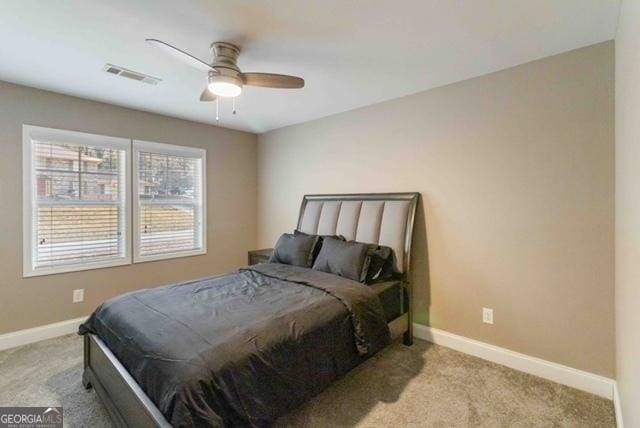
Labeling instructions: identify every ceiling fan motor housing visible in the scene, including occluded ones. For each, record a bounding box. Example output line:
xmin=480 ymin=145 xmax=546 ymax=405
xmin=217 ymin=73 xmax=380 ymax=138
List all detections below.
xmin=208 ymin=42 xmax=243 ymax=96
xmin=210 ymin=42 xmax=241 ymax=72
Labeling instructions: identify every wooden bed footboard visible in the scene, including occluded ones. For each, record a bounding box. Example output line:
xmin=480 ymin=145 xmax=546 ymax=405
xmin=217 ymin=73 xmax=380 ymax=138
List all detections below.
xmin=83 ymin=334 xmax=171 ymax=428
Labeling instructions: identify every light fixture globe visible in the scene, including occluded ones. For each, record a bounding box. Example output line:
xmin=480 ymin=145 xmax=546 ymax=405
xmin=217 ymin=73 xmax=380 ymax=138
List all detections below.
xmin=208 ymin=72 xmax=242 ymax=97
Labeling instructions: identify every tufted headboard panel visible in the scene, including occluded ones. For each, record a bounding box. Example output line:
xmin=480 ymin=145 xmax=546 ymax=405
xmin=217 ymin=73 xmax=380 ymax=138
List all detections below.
xmin=297 ymin=193 xmax=419 ymax=275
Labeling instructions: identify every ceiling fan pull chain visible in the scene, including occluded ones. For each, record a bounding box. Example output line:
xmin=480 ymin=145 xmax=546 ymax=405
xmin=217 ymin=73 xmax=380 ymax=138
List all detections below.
xmin=215 ymin=98 xmax=219 ymax=121
xmin=232 ymin=97 xmax=237 ymax=115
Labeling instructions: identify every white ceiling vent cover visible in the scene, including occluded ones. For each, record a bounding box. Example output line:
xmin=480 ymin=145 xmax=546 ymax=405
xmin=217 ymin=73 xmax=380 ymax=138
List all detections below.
xmin=103 ymin=64 xmax=161 ymax=85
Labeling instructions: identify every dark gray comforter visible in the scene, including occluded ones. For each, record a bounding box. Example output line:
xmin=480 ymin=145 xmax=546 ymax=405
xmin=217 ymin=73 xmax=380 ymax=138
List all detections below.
xmin=79 ymin=263 xmax=390 ymax=427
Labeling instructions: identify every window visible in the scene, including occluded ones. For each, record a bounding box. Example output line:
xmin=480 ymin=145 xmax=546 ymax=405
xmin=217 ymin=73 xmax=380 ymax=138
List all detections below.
xmin=23 ymin=127 xmax=206 ymax=276
xmin=133 ymin=140 xmax=206 ymax=262
xmin=23 ymin=125 xmax=131 ymax=276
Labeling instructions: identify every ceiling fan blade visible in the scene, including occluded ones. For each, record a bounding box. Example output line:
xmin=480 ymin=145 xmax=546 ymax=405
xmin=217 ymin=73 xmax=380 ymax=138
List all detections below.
xmin=146 ymin=38 xmax=212 ymax=71
xmin=200 ymin=88 xmax=216 ymax=102
xmin=241 ymin=73 xmax=304 ymax=89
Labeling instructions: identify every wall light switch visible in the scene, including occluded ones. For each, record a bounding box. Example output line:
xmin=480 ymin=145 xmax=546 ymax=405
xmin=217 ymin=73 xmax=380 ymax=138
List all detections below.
xmin=73 ymin=289 xmax=84 ymax=303
xmin=482 ymin=307 xmax=494 ymax=324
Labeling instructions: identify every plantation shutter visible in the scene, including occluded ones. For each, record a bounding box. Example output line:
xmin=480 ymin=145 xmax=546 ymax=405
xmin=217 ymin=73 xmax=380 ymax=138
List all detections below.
xmin=133 ymin=141 xmax=206 ymax=261
xmin=23 ymin=126 xmax=131 ymax=276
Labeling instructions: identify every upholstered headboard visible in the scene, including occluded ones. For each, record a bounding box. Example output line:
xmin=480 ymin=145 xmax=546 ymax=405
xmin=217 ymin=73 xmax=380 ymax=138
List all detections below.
xmin=296 ymin=193 xmax=419 ymax=275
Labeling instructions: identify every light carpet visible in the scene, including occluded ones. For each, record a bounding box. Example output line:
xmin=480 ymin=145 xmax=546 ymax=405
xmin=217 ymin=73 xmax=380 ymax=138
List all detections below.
xmin=0 ymin=334 xmax=615 ymax=427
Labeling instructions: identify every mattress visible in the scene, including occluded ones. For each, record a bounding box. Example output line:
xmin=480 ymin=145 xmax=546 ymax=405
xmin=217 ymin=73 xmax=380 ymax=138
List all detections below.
xmin=370 ymin=279 xmax=406 ymax=322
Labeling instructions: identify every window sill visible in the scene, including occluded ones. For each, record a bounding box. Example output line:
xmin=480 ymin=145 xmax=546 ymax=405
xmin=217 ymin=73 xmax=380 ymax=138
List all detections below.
xmin=23 ymin=257 xmax=132 ymax=278
xmin=132 ymin=248 xmax=207 ymax=264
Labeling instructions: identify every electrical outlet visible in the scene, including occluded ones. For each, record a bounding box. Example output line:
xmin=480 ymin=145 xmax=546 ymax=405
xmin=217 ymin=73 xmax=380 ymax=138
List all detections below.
xmin=73 ymin=289 xmax=84 ymax=303
xmin=482 ymin=307 xmax=494 ymax=324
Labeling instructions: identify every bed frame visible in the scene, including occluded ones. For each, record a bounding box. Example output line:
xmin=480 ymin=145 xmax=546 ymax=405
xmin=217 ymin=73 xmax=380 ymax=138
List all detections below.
xmin=83 ymin=192 xmax=420 ymax=427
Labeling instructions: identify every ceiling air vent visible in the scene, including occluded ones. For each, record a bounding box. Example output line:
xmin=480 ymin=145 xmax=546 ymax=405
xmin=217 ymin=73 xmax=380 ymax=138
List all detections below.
xmin=103 ymin=64 xmax=161 ymax=85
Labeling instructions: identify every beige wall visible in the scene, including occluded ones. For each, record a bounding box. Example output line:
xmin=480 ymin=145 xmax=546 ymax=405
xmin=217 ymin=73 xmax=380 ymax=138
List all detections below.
xmin=615 ymin=1 xmax=640 ymax=425
xmin=257 ymin=42 xmax=614 ymax=377
xmin=0 ymin=81 xmax=257 ymax=334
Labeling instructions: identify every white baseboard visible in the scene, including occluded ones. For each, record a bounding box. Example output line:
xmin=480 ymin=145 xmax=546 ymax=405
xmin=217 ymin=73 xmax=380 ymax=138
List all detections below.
xmin=0 ymin=316 xmax=87 ymax=351
xmin=613 ymin=381 xmax=624 ymax=428
xmin=413 ymin=323 xmax=615 ymax=400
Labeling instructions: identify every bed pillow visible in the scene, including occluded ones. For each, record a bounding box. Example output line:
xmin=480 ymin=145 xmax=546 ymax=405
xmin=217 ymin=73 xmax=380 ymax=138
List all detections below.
xmin=294 ymin=229 xmax=345 ymax=262
xmin=312 ymin=237 xmax=369 ymax=282
xmin=269 ymin=233 xmax=319 ymax=268
xmin=363 ymin=244 xmax=395 ymax=284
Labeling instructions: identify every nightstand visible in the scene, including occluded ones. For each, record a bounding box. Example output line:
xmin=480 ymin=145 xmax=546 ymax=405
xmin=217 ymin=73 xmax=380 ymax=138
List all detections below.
xmin=248 ymin=248 xmax=273 ymax=265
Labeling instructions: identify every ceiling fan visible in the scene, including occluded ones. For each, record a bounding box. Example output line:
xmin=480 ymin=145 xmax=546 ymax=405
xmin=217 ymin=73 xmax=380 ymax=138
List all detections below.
xmin=146 ymin=39 xmax=304 ymax=101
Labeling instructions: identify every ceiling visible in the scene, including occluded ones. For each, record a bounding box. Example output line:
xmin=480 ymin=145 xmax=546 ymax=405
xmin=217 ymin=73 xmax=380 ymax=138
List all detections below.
xmin=0 ymin=1 xmax=620 ymax=134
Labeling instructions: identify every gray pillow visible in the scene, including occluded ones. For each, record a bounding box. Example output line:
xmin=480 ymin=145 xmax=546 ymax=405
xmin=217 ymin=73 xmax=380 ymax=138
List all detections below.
xmin=312 ymin=237 xmax=369 ymax=282
xmin=293 ymin=229 xmax=345 ymax=263
xmin=269 ymin=233 xmax=319 ymax=267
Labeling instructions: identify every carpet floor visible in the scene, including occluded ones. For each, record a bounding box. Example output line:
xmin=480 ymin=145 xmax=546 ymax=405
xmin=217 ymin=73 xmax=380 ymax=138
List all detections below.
xmin=0 ymin=334 xmax=615 ymax=427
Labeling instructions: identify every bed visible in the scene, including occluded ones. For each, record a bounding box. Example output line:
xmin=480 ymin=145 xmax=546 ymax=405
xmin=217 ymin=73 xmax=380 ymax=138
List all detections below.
xmin=80 ymin=192 xmax=419 ymax=427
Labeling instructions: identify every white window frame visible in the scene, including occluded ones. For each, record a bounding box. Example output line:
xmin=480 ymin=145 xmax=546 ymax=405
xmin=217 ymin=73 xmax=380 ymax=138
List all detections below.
xmin=132 ymin=139 xmax=207 ymax=263
xmin=22 ymin=125 xmax=132 ymax=277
